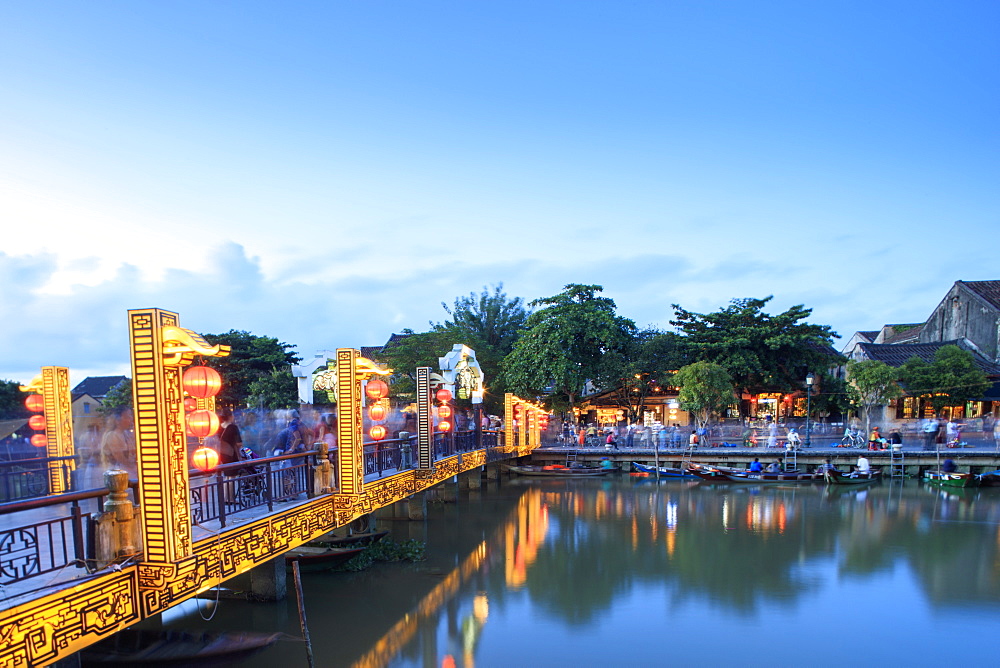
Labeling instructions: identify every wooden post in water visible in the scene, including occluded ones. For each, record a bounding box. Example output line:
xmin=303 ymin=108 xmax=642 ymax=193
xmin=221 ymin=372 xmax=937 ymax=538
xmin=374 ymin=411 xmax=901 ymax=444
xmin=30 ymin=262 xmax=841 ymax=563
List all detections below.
xmin=292 ymin=562 xmax=315 ymax=668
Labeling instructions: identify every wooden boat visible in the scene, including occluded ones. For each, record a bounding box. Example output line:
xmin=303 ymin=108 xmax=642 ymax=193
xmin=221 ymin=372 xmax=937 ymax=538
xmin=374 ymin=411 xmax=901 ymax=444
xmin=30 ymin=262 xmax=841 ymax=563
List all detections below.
xmin=923 ymin=470 xmax=979 ymax=488
xmin=80 ymin=629 xmax=282 ymax=666
xmin=506 ymin=464 xmax=612 ymax=477
xmin=307 ymin=529 xmax=389 ymax=548
xmin=284 ymin=545 xmax=366 ymax=572
xmin=719 ymin=471 xmax=820 ymax=483
xmin=824 ymin=468 xmax=882 ymax=485
xmin=631 ymin=462 xmax=697 ymax=478
xmin=976 ymin=470 xmax=1000 ymax=487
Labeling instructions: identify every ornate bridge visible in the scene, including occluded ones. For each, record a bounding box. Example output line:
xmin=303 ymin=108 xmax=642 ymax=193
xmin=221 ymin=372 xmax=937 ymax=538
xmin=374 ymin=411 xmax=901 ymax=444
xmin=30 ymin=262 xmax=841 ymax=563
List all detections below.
xmin=0 ymin=308 xmax=546 ymax=667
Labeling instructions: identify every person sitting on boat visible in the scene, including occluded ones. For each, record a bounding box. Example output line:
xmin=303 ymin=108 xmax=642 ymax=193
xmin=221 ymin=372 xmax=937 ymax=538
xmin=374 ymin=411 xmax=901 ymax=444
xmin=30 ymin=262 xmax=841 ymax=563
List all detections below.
xmin=817 ymin=457 xmax=836 ymax=473
xmin=942 ymin=458 xmax=958 ymax=473
xmin=766 ymin=459 xmax=782 ymax=473
xmin=855 ymin=454 xmax=871 ymax=474
xmin=600 ymin=457 xmax=614 ymax=470
xmin=748 ymin=457 xmax=763 ymax=473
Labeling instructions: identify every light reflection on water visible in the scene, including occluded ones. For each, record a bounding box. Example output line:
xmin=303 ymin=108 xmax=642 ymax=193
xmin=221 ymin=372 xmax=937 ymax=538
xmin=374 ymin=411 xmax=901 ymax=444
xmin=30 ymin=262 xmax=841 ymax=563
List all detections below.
xmin=167 ymin=476 xmax=1000 ymax=668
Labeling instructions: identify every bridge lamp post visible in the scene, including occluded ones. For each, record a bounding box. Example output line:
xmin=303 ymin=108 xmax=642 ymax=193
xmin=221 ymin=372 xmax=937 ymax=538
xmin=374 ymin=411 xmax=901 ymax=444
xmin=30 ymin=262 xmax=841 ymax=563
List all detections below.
xmin=805 ymin=372 xmax=815 ymax=448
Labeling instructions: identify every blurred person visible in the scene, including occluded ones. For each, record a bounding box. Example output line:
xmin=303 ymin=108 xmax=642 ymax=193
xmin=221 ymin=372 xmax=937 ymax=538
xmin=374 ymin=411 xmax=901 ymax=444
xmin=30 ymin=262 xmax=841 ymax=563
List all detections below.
xmin=100 ymin=407 xmax=136 ymax=477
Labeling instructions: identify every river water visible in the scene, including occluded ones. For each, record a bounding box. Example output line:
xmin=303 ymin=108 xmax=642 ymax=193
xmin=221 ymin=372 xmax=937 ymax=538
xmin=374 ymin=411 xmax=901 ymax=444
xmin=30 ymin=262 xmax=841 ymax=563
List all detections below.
xmin=167 ymin=474 xmax=1000 ymax=667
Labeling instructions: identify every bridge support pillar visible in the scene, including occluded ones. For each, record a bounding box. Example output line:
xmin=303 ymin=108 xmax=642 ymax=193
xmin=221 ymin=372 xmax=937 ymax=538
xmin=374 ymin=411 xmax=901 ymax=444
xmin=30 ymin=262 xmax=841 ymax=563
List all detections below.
xmin=485 ymin=465 xmax=500 ymax=480
xmin=248 ymin=555 xmax=287 ymax=602
xmin=407 ymin=492 xmax=426 ymax=520
xmin=461 ymin=470 xmax=482 ymax=490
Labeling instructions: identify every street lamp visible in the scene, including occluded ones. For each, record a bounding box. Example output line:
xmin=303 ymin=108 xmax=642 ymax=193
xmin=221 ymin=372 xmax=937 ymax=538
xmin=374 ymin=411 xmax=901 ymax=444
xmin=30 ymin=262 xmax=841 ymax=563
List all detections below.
xmin=805 ymin=372 xmax=815 ymax=448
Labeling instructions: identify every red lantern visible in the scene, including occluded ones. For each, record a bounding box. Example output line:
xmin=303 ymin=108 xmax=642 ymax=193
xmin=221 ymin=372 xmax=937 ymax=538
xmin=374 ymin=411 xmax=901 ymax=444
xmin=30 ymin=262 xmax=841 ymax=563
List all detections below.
xmin=436 ymin=388 xmax=452 ymax=403
xmin=438 ymin=420 xmax=451 ymax=432
xmin=31 ymin=434 xmax=47 ymax=448
xmin=369 ymin=424 xmax=387 ymax=441
xmin=182 ymin=366 xmax=222 ymax=399
xmin=183 ymin=397 xmax=198 ymax=412
xmin=25 ymin=394 xmax=44 ymax=413
xmin=365 ymin=379 xmax=389 ymax=401
xmin=28 ymin=415 xmax=47 ymax=431
xmin=186 ymin=410 xmax=220 ymax=438
xmin=192 ymin=447 xmax=219 ymax=471
xmin=368 ymin=404 xmax=387 ymax=421
xmin=438 ymin=405 xmax=453 ymax=419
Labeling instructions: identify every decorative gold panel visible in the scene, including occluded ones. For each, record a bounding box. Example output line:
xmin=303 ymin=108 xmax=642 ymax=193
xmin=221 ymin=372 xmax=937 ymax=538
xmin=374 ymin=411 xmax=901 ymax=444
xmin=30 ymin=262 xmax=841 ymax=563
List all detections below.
xmin=416 ymin=367 xmax=432 ymax=469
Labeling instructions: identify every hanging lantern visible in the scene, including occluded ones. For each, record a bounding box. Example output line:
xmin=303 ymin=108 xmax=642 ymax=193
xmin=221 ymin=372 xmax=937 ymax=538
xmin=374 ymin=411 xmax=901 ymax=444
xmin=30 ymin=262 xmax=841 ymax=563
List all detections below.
xmin=436 ymin=388 xmax=452 ymax=403
xmin=368 ymin=403 xmax=387 ymax=421
xmin=369 ymin=424 xmax=387 ymax=441
xmin=186 ymin=410 xmax=220 ymax=438
xmin=365 ymin=379 xmax=389 ymax=401
xmin=438 ymin=420 xmax=451 ymax=432
xmin=183 ymin=397 xmax=199 ymax=412
xmin=24 ymin=394 xmax=44 ymax=413
xmin=28 ymin=415 xmax=47 ymax=431
xmin=438 ymin=405 xmax=453 ymax=419
xmin=31 ymin=434 xmax=47 ymax=448
xmin=192 ymin=446 xmax=219 ymax=471
xmin=182 ymin=365 xmax=222 ymax=399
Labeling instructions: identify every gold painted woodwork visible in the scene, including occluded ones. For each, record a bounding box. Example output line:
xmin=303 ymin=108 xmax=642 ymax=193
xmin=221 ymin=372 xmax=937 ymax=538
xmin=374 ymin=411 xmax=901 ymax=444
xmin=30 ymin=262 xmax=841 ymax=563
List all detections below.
xmin=416 ymin=367 xmax=433 ymax=469
xmin=19 ymin=367 xmax=75 ymax=494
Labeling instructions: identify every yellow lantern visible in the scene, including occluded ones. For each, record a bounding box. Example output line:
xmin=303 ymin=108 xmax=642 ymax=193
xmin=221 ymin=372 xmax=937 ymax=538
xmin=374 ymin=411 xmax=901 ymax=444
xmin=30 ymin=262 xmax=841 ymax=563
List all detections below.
xmin=192 ymin=446 xmax=219 ymax=471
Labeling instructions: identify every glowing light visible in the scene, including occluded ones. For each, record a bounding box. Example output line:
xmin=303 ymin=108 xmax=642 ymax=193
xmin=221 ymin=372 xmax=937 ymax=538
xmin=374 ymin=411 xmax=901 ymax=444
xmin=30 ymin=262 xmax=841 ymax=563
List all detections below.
xmin=438 ymin=420 xmax=451 ymax=432
xmin=365 ymin=379 xmax=389 ymax=401
xmin=192 ymin=447 xmax=219 ymax=471
xmin=30 ymin=434 xmax=47 ymax=448
xmin=369 ymin=424 xmax=387 ymax=441
xmin=438 ymin=405 xmax=452 ymax=419
xmin=182 ymin=365 xmax=222 ymax=399
xmin=436 ymin=388 xmax=452 ymax=403
xmin=24 ymin=395 xmax=44 ymax=412
xmin=28 ymin=415 xmax=46 ymax=431
xmin=183 ymin=397 xmax=198 ymax=412
xmin=185 ymin=410 xmax=220 ymax=438
xmin=368 ymin=404 xmax=387 ymax=421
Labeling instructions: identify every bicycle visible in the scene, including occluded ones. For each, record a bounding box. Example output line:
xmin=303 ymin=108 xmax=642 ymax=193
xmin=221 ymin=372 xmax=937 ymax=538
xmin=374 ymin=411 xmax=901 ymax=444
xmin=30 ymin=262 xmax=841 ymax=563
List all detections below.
xmin=839 ymin=429 xmax=865 ymax=448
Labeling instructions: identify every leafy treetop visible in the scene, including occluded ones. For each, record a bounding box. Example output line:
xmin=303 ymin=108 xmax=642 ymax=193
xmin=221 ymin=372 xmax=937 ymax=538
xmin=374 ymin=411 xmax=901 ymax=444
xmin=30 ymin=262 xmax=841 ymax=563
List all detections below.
xmin=202 ymin=330 xmax=301 ymax=408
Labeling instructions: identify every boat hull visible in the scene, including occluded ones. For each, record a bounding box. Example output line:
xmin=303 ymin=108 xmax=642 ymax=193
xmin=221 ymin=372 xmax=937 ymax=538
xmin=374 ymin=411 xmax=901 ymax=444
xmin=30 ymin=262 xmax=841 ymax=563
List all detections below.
xmin=924 ymin=470 xmax=979 ymax=488
xmin=631 ymin=462 xmax=697 ymax=478
xmin=284 ymin=545 xmax=366 ymax=572
xmin=507 ymin=465 xmax=612 ymax=477
xmin=824 ymin=469 xmax=882 ymax=485
xmin=80 ymin=630 xmax=282 ymax=666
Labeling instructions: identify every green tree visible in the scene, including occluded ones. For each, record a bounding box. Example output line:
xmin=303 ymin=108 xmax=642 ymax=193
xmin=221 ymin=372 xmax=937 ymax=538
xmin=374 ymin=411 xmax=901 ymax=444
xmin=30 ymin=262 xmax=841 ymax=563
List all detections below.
xmin=670 ymin=297 xmax=842 ymax=415
xmin=247 ymin=369 xmax=299 ymax=410
xmin=598 ymin=329 xmax=691 ymax=422
xmin=501 ymin=284 xmax=635 ymax=418
xmin=98 ymin=378 xmax=133 ymax=415
xmin=846 ymin=360 xmax=903 ymax=436
xmin=673 ymin=362 xmax=736 ymax=430
xmin=202 ymin=330 xmax=301 ymax=408
xmin=380 ymin=328 xmax=460 ymax=402
xmin=0 ymin=379 xmax=30 ymax=420
xmin=433 ymin=284 xmax=530 ymax=411
xmin=900 ymin=345 xmax=991 ymax=416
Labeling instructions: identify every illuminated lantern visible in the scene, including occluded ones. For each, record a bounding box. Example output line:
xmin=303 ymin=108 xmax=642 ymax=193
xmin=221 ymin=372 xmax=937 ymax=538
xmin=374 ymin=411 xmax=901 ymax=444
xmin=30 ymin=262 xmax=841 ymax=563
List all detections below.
xmin=438 ymin=420 xmax=451 ymax=432
xmin=365 ymin=379 xmax=389 ymax=401
xmin=368 ymin=404 xmax=387 ymax=421
xmin=369 ymin=424 xmax=387 ymax=441
xmin=192 ymin=446 xmax=219 ymax=471
xmin=182 ymin=365 xmax=222 ymax=399
xmin=436 ymin=388 xmax=452 ymax=403
xmin=186 ymin=410 xmax=220 ymax=438
xmin=31 ymin=434 xmax=47 ymax=448
xmin=25 ymin=394 xmax=44 ymax=413
xmin=183 ymin=397 xmax=198 ymax=412
xmin=28 ymin=415 xmax=47 ymax=431
xmin=438 ymin=405 xmax=452 ymax=419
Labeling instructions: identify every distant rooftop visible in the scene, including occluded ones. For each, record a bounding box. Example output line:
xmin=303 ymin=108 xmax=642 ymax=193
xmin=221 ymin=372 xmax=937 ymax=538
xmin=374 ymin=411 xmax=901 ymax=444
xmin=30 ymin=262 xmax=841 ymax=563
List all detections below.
xmin=71 ymin=375 xmax=128 ymax=399
xmin=960 ymin=280 xmax=1000 ymax=311
xmin=857 ymin=340 xmax=1000 ymax=375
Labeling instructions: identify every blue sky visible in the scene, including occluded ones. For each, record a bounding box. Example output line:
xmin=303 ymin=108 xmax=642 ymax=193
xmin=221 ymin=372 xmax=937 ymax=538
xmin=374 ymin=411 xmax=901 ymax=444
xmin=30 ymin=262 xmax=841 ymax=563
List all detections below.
xmin=1 ymin=1 xmax=997 ymax=382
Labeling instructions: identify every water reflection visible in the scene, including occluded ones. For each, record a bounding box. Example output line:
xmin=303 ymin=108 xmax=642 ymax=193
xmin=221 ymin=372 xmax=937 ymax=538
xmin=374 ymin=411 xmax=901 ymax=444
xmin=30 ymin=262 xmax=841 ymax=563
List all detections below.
xmin=170 ymin=478 xmax=1000 ymax=667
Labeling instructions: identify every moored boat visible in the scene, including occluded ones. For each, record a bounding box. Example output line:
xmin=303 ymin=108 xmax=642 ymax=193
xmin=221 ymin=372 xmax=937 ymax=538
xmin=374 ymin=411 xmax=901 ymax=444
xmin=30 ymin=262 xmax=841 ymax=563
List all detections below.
xmin=631 ymin=462 xmax=697 ymax=478
xmin=719 ymin=470 xmax=821 ymax=483
xmin=507 ymin=464 xmax=612 ymax=477
xmin=824 ymin=468 xmax=882 ymax=485
xmin=924 ymin=470 xmax=979 ymax=488
xmin=80 ymin=629 xmax=282 ymax=666
xmin=307 ymin=529 xmax=389 ymax=548
xmin=284 ymin=545 xmax=367 ymax=572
